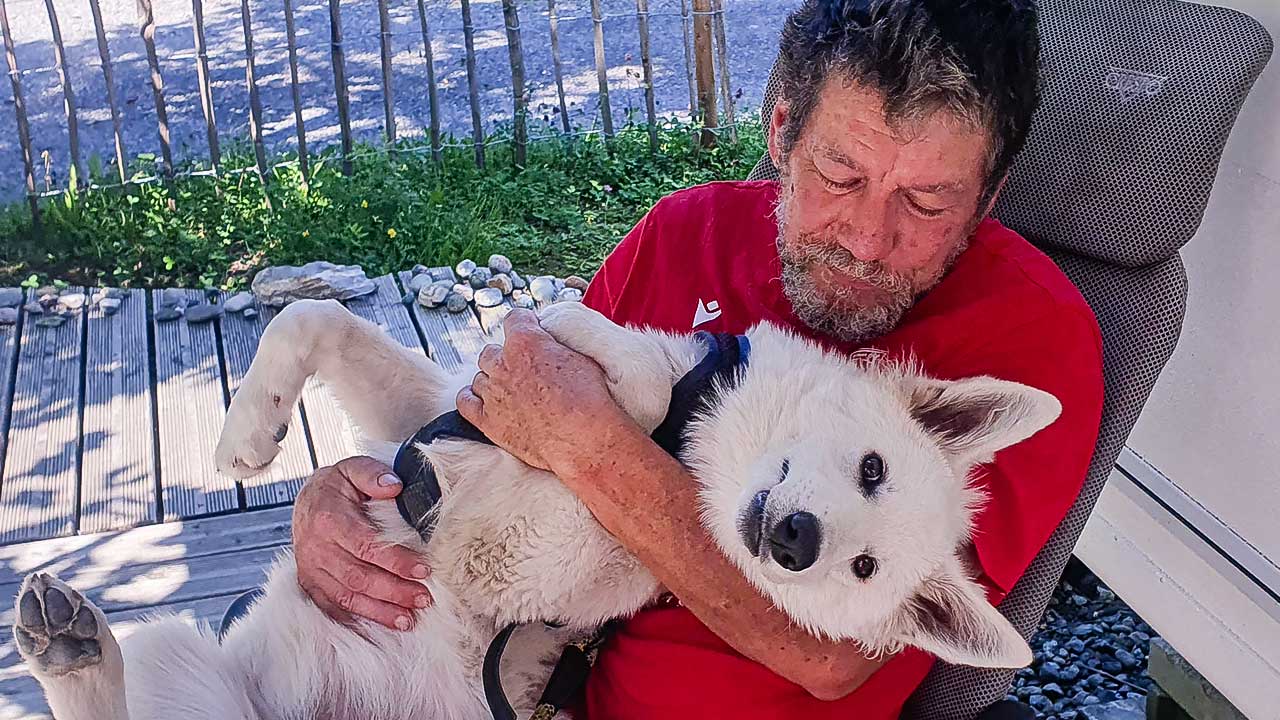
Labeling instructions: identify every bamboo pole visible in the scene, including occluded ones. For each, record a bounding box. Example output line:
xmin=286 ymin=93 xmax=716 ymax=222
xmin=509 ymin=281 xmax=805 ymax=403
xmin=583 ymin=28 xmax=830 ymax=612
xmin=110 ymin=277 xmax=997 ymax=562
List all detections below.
xmin=679 ymin=0 xmax=697 ymax=115
xmin=327 ymin=0 xmax=354 ymax=175
xmin=190 ymin=0 xmax=221 ymax=172
xmin=43 ymin=0 xmax=84 ymax=186
xmin=414 ymin=0 xmax=442 ymax=161
xmin=238 ymin=0 xmax=271 ymax=194
xmin=282 ymin=0 xmax=309 ymax=182
xmin=136 ymin=0 xmax=174 ymax=178
xmin=0 ymin=0 xmax=39 ymax=228
xmin=711 ymin=0 xmax=736 ymax=143
xmin=589 ymin=0 xmax=613 ymax=139
xmin=691 ymin=0 xmax=718 ymax=147
xmin=458 ymin=0 xmax=485 ymax=167
xmin=635 ymin=0 xmax=657 ymax=152
xmin=547 ymin=0 xmax=570 ymax=135
xmin=377 ymin=0 xmax=396 ymax=144
xmin=500 ymin=0 xmax=527 ymax=166
xmin=88 ymin=0 xmax=127 ymax=184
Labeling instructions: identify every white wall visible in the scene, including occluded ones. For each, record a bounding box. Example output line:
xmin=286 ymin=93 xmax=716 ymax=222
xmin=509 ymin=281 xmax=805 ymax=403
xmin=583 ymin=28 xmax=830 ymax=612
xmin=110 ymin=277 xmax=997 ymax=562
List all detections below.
xmin=1126 ymin=0 xmax=1280 ymax=573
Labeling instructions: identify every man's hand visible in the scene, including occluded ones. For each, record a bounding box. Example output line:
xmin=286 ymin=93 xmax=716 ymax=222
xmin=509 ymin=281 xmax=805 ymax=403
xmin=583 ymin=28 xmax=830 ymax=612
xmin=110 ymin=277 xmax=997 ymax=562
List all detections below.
xmin=292 ymin=457 xmax=433 ymax=630
xmin=456 ymin=310 xmax=632 ymax=475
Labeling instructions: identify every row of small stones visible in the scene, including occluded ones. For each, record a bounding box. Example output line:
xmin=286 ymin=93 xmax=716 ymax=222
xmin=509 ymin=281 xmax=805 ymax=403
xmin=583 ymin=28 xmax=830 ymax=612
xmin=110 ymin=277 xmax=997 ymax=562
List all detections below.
xmin=0 ymin=287 xmax=124 ymax=327
xmin=0 ymin=255 xmax=586 ymax=328
xmin=401 ymin=255 xmax=587 ymax=314
xmin=0 ymin=286 xmax=248 ymax=327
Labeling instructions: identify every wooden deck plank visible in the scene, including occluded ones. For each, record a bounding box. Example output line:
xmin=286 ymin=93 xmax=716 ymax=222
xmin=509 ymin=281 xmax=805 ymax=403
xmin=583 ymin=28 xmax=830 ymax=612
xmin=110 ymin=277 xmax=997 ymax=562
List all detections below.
xmin=79 ymin=289 xmax=158 ymax=535
xmin=151 ymin=289 xmax=239 ymax=520
xmin=397 ymin=268 xmax=489 ymax=369
xmin=0 ymin=290 xmax=19 ymax=498
xmin=395 ymin=269 xmax=465 ymax=372
xmin=0 ymin=508 xmax=291 ymax=720
xmin=346 ymin=275 xmax=426 ymax=354
xmin=0 ymin=290 xmax=86 ymax=544
xmin=219 ymin=297 xmax=315 ymax=507
xmin=0 ymin=505 xmax=292 ymax=587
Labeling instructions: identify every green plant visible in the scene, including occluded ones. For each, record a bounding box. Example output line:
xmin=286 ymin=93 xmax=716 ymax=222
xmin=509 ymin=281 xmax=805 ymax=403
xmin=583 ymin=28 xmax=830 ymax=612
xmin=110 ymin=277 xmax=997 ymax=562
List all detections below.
xmin=0 ymin=119 xmax=765 ymax=289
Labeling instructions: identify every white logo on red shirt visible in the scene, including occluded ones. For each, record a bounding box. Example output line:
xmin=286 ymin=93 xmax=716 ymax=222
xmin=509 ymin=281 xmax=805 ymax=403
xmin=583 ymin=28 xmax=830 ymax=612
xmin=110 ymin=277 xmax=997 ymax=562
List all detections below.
xmin=693 ymin=298 xmax=722 ymax=328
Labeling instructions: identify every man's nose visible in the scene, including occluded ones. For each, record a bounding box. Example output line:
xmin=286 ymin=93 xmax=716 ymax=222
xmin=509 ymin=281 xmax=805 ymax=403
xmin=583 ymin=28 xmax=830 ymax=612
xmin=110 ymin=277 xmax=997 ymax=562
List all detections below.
xmin=836 ymin=205 xmax=895 ymax=262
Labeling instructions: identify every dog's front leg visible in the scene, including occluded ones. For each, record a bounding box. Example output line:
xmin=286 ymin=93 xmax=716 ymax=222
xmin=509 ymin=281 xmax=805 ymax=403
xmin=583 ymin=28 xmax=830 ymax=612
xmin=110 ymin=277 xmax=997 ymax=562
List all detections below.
xmin=217 ymin=299 xmax=460 ymax=478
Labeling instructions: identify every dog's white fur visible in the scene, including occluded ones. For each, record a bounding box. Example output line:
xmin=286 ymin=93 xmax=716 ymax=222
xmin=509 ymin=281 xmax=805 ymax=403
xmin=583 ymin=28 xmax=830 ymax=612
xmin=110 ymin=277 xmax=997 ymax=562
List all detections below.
xmin=14 ymin=299 xmax=1061 ymax=720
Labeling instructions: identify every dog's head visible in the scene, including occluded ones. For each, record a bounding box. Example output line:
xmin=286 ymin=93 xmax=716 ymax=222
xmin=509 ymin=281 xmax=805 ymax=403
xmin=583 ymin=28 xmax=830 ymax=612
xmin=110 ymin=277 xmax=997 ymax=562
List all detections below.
xmin=688 ymin=323 xmax=1062 ymax=669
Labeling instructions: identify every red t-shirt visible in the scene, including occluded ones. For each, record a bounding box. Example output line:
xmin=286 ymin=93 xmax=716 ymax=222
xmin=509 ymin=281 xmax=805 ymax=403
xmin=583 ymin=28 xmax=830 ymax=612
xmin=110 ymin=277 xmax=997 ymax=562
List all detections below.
xmin=578 ymin=181 xmax=1104 ymax=719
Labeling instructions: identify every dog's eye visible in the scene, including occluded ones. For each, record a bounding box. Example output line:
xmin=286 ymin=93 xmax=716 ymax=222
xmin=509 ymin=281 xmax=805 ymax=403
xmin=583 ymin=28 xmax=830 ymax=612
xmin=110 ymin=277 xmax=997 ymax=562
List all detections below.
xmin=852 ymin=555 xmax=878 ymax=580
xmin=859 ymin=453 xmax=885 ymax=494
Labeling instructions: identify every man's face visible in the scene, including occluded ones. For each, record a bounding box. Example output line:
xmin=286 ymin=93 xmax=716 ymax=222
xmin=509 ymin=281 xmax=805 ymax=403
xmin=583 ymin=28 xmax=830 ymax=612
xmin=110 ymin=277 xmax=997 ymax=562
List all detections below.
xmin=769 ymin=78 xmax=997 ymax=343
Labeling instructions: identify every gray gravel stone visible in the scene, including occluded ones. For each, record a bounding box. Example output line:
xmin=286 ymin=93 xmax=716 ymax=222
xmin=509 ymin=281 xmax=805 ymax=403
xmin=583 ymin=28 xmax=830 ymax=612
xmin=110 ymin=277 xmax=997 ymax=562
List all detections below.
xmin=509 ymin=271 xmax=527 ymax=290
xmin=453 ymin=283 xmax=475 ymax=302
xmin=184 ymin=304 xmax=224 ymax=323
xmin=564 ymin=275 xmax=589 ymax=292
xmin=488 ymin=254 xmax=512 ymax=275
xmin=513 ymin=294 xmax=535 ymax=310
xmin=0 ymin=288 xmax=22 ymax=308
xmin=488 ymin=273 xmax=514 ymax=296
xmin=445 ymin=293 xmax=469 ymax=313
xmin=0 ymin=307 xmax=16 ymax=325
xmin=474 ymin=287 xmax=504 ymax=308
xmin=243 ymin=308 xmax=259 ymax=320
xmin=224 ymin=292 xmax=255 ymax=313
xmin=35 ymin=315 xmax=67 ymax=328
xmin=556 ymin=287 xmax=583 ymax=303
xmin=100 ymin=298 xmax=122 ymax=316
xmin=529 ymin=277 xmax=557 ymax=303
xmin=455 ymin=259 xmax=478 ymax=279
xmin=58 ymin=293 xmax=87 ymax=311
xmin=155 ymin=305 xmax=184 ymax=322
xmin=252 ymin=262 xmax=376 ymax=306
xmin=468 ymin=267 xmax=492 ymax=289
xmin=418 ymin=282 xmax=450 ymax=308
xmin=22 ymin=301 xmax=43 ymax=315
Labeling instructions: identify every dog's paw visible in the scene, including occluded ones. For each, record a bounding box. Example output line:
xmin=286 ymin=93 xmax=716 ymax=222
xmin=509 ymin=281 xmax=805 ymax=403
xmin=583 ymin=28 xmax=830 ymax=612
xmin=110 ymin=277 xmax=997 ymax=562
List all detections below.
xmin=216 ymin=393 xmax=290 ymax=479
xmin=14 ymin=573 xmax=108 ymax=678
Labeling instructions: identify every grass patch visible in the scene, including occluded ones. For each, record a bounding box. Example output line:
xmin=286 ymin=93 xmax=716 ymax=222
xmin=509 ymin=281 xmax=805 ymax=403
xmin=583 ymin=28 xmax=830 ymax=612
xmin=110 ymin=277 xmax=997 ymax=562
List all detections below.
xmin=0 ymin=120 xmax=766 ymax=290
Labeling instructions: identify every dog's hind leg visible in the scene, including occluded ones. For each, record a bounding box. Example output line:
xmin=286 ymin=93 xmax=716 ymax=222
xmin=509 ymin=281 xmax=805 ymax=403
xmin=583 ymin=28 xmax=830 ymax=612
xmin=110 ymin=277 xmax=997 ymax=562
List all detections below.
xmin=116 ymin=617 xmax=258 ymax=720
xmin=217 ymin=298 xmax=461 ymax=478
xmin=14 ymin=573 xmax=129 ymax=720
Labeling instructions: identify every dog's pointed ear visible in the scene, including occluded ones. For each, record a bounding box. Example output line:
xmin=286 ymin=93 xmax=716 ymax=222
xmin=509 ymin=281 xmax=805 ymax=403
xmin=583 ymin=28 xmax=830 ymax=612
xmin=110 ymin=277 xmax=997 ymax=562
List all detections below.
xmin=906 ymin=376 xmax=1062 ymax=466
xmin=890 ymin=560 xmax=1033 ymax=669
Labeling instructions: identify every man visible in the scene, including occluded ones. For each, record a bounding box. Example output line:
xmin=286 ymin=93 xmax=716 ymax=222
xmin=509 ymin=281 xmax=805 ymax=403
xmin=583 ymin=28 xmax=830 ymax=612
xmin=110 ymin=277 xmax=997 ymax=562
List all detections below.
xmin=285 ymin=1 xmax=1104 ymax=717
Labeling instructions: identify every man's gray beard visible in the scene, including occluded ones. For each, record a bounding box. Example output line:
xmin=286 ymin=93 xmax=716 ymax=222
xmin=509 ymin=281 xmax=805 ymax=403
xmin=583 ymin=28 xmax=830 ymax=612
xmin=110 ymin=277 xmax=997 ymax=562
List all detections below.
xmin=773 ymin=174 xmax=970 ymax=344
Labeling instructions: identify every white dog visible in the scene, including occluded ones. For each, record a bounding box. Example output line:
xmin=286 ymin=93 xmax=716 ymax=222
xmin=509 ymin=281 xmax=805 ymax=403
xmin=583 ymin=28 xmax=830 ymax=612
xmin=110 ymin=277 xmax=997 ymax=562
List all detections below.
xmin=14 ymin=299 xmax=1060 ymax=720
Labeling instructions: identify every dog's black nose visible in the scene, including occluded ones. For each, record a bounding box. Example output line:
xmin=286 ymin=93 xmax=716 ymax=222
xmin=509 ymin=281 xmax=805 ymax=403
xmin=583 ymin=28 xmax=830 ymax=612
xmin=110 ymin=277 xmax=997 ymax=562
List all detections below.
xmin=768 ymin=512 xmax=821 ymax=572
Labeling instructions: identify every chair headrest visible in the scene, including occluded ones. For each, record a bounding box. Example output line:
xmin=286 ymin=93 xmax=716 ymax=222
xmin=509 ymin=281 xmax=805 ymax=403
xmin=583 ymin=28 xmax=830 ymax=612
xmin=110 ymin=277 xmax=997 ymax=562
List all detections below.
xmin=755 ymin=0 xmax=1273 ymax=268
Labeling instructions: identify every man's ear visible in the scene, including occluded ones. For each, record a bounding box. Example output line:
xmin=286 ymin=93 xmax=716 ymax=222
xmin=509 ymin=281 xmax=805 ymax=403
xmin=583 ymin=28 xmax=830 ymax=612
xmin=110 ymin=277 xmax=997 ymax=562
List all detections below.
xmin=979 ymin=172 xmax=1009 ymax=219
xmin=889 ymin=558 xmax=1033 ymax=669
xmin=767 ymin=101 xmax=790 ymax=170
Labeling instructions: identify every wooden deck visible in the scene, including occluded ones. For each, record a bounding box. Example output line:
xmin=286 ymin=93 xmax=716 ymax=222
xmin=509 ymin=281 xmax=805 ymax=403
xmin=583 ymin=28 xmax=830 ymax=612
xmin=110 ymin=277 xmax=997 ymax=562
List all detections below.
xmin=0 ymin=268 xmax=506 ymax=719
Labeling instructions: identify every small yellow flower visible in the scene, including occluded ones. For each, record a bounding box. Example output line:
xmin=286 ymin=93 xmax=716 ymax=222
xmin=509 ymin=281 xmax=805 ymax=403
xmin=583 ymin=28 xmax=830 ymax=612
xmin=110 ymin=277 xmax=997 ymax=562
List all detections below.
xmin=302 ymin=230 xmax=310 ymax=238
xmin=387 ymin=228 xmax=397 ymax=239
xmin=361 ymin=200 xmax=368 ymax=208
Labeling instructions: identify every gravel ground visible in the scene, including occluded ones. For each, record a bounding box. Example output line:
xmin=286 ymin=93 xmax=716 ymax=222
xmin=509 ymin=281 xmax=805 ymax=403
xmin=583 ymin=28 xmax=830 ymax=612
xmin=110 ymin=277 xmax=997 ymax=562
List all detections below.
xmin=0 ymin=0 xmax=789 ymax=200
xmin=1014 ymin=558 xmax=1157 ymax=719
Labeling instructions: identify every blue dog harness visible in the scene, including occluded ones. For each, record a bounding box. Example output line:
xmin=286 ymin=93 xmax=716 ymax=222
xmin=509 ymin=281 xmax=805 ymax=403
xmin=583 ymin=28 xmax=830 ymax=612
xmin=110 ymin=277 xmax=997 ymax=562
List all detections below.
xmin=391 ymin=331 xmax=750 ymax=720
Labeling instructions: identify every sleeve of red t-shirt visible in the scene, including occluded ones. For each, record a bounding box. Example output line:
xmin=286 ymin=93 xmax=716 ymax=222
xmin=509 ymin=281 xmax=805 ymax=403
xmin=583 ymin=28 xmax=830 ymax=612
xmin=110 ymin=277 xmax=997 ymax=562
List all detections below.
xmin=935 ymin=305 xmax=1105 ymax=602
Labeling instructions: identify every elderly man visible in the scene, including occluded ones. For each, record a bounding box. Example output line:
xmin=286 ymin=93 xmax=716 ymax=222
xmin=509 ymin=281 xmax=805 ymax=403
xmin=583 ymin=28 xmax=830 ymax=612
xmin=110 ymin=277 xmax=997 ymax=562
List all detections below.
xmin=282 ymin=1 xmax=1103 ymax=717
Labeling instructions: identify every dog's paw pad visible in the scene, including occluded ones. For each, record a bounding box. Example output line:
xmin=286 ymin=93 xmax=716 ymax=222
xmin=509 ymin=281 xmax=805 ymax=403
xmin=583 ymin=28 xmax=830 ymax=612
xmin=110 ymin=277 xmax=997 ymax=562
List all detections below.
xmin=42 ymin=586 xmax=75 ymax=629
xmin=14 ymin=573 xmax=107 ymax=677
xmin=40 ymin=636 xmax=101 ymax=674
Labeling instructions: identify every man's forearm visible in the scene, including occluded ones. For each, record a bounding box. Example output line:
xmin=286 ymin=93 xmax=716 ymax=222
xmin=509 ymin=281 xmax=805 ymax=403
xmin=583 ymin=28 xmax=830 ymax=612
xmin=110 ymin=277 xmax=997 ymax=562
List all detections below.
xmin=552 ymin=417 xmax=886 ymax=699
